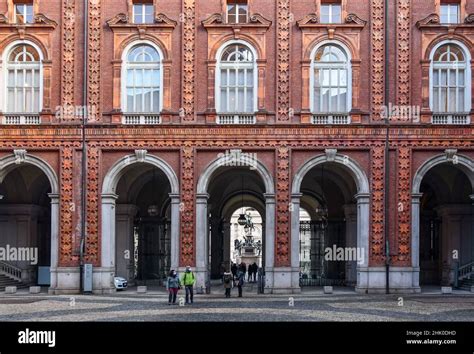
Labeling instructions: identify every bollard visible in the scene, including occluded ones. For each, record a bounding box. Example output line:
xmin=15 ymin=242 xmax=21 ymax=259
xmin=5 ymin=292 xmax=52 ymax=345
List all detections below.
xmin=441 ymin=287 xmax=452 ymax=294
xmin=137 ymin=286 xmax=147 ymax=294
xmin=29 ymin=286 xmax=41 ymax=294
xmin=323 ymin=286 xmax=333 ymax=294
xmin=5 ymin=286 xmax=17 ymax=294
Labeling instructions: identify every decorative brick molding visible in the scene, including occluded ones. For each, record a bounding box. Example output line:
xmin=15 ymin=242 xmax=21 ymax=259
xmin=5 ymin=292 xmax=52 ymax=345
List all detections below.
xmin=59 ymin=145 xmax=76 ymax=266
xmin=180 ymin=146 xmax=195 ymax=265
xmin=276 ymin=145 xmax=290 ymax=265
xmin=86 ymin=143 xmax=100 ymax=265
xmin=61 ymin=0 xmax=76 ymax=113
xmin=276 ymin=0 xmax=291 ymax=122
xmin=370 ymin=0 xmax=385 ymax=120
xmin=370 ymin=144 xmax=385 ymax=265
xmin=88 ymin=0 xmax=102 ymax=122
xmin=395 ymin=145 xmax=411 ymax=265
xmin=397 ymin=0 xmax=411 ymax=107
xmin=182 ymin=0 xmax=196 ymax=122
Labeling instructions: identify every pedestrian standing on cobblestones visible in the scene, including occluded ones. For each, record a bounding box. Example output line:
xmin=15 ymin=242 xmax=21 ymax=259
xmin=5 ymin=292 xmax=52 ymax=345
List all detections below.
xmin=181 ymin=266 xmax=195 ymax=304
xmin=223 ymin=271 xmax=233 ymax=298
xmin=166 ymin=270 xmax=181 ymax=305
xmin=236 ymin=266 xmax=244 ymax=298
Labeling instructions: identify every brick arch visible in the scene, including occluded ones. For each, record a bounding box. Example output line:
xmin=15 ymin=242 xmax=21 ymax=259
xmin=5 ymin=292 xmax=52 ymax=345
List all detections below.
xmin=0 ymin=34 xmax=50 ymax=61
xmin=304 ymin=35 xmax=359 ymax=61
xmin=209 ymin=34 xmax=264 ymax=61
xmin=116 ymin=34 xmax=171 ymax=61
xmin=423 ymin=34 xmax=474 ymax=61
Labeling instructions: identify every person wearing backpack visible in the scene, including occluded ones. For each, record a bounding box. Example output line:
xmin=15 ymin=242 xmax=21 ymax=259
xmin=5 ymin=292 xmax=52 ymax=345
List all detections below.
xmin=166 ymin=270 xmax=181 ymax=305
xmin=181 ymin=266 xmax=196 ymax=304
xmin=223 ymin=271 xmax=233 ymax=298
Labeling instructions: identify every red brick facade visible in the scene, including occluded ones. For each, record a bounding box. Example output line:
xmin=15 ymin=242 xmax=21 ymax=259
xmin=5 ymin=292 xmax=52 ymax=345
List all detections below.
xmin=0 ymin=0 xmax=473 ymax=293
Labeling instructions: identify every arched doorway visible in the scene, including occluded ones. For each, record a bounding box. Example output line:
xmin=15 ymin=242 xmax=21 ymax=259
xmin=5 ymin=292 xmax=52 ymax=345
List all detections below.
xmin=413 ymin=154 xmax=474 ymax=288
xmin=292 ymin=152 xmax=370 ymax=291
xmin=0 ymin=153 xmax=59 ymax=289
xmin=196 ymin=152 xmax=275 ymax=291
xmin=101 ymin=152 xmax=180 ymax=292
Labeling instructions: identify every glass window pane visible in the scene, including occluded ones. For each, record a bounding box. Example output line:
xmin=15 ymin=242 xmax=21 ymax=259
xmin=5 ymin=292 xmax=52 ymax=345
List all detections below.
xmin=331 ymin=5 xmax=341 ymax=23
xmin=238 ymin=70 xmax=245 ymax=85
xmin=220 ymin=89 xmax=227 ymax=112
xmin=330 ymin=69 xmax=338 ymax=86
xmin=228 ymin=90 xmax=236 ymax=112
xmin=440 ymin=88 xmax=447 ymax=111
xmin=144 ymin=88 xmax=152 ymax=111
xmin=135 ymin=70 xmax=143 ymax=86
xmin=127 ymin=89 xmax=134 ymax=112
xmin=331 ymin=88 xmax=338 ymax=111
xmin=440 ymin=70 xmax=447 ymax=85
xmin=314 ymin=70 xmax=321 ymax=87
xmin=433 ymin=89 xmax=439 ymax=112
xmin=25 ymin=89 xmax=32 ymax=111
xmin=26 ymin=71 xmax=33 ymax=87
xmin=33 ymin=70 xmax=40 ymax=87
xmin=322 ymin=88 xmax=330 ymax=111
xmin=339 ymin=89 xmax=347 ymax=112
xmin=448 ymin=88 xmax=456 ymax=111
xmin=144 ymin=70 xmax=152 ymax=86
xmin=153 ymin=89 xmax=160 ymax=111
xmin=8 ymin=71 xmax=15 ymax=86
xmin=17 ymin=71 xmax=24 ymax=86
xmin=238 ymin=88 xmax=245 ymax=112
xmin=246 ymin=70 xmax=253 ymax=86
xmin=322 ymin=69 xmax=329 ymax=86
xmin=339 ymin=69 xmax=347 ymax=87
xmin=433 ymin=70 xmax=439 ymax=86
xmin=7 ymin=89 xmax=15 ymax=111
xmin=448 ymin=70 xmax=456 ymax=86
xmin=246 ymin=88 xmax=253 ymax=111
xmin=34 ymin=88 xmax=40 ymax=112
xmin=229 ymin=70 xmax=236 ymax=85
xmin=458 ymin=88 xmax=464 ymax=110
xmin=17 ymin=90 xmax=24 ymax=112
xmin=458 ymin=70 xmax=464 ymax=86
xmin=440 ymin=5 xmax=449 ymax=23
xmin=135 ymin=88 xmax=143 ymax=112
xmin=153 ymin=70 xmax=160 ymax=85
xmin=127 ymin=69 xmax=134 ymax=87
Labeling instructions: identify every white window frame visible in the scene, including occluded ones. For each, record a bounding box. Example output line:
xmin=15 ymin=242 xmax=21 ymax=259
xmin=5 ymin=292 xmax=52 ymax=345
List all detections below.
xmin=226 ymin=1 xmax=248 ymax=24
xmin=429 ymin=40 xmax=471 ymax=114
xmin=310 ymin=40 xmax=352 ymax=114
xmin=132 ymin=3 xmax=154 ymax=24
xmin=440 ymin=3 xmax=460 ymax=24
xmin=320 ymin=3 xmax=342 ymax=24
xmin=1 ymin=40 xmax=43 ymax=114
xmin=14 ymin=3 xmax=34 ymax=24
xmin=121 ymin=40 xmax=164 ymax=114
xmin=215 ymin=40 xmax=258 ymax=115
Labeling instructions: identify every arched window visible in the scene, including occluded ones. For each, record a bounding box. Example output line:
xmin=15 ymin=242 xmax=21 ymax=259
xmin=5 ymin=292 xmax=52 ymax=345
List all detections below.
xmin=5 ymin=44 xmax=41 ymax=113
xmin=430 ymin=43 xmax=471 ymax=114
xmin=311 ymin=43 xmax=351 ymax=114
xmin=217 ymin=42 xmax=257 ymax=114
xmin=123 ymin=44 xmax=162 ymax=113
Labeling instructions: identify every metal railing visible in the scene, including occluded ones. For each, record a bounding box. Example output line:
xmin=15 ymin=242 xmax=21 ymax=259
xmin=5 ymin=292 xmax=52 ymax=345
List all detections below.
xmin=2 ymin=114 xmax=41 ymax=125
xmin=217 ymin=114 xmax=256 ymax=125
xmin=312 ymin=114 xmax=351 ymax=125
xmin=122 ymin=114 xmax=161 ymax=125
xmin=432 ymin=113 xmax=470 ymax=125
xmin=0 ymin=261 xmax=22 ymax=281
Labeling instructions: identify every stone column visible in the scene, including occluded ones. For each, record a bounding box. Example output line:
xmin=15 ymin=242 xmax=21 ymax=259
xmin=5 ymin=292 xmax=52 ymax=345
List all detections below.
xmin=344 ymin=204 xmax=357 ymax=285
xmin=411 ymin=193 xmax=423 ymax=289
xmin=100 ymin=193 xmax=118 ymax=292
xmin=264 ymin=193 xmax=275 ymax=291
xmin=222 ymin=221 xmax=231 ymax=270
xmin=195 ymin=193 xmax=209 ymax=291
xmin=48 ymin=193 xmax=60 ymax=291
xmin=290 ymin=193 xmax=302 ymax=289
xmin=355 ymin=193 xmax=370 ymax=291
xmin=169 ymin=194 xmax=181 ymax=271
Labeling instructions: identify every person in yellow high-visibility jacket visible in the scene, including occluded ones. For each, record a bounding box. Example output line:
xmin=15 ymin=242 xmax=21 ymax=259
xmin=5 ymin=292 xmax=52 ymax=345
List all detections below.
xmin=181 ymin=266 xmax=196 ymax=304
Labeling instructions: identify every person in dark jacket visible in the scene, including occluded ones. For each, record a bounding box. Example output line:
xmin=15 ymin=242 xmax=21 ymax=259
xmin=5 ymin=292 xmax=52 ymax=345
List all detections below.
xmin=223 ymin=272 xmax=233 ymax=298
xmin=236 ymin=266 xmax=245 ymax=297
xmin=166 ymin=270 xmax=181 ymax=305
xmin=231 ymin=262 xmax=238 ymax=280
xmin=252 ymin=262 xmax=258 ymax=282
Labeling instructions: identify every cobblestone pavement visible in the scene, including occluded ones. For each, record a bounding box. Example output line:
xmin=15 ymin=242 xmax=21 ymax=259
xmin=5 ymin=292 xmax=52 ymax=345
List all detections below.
xmin=0 ymin=286 xmax=474 ymax=322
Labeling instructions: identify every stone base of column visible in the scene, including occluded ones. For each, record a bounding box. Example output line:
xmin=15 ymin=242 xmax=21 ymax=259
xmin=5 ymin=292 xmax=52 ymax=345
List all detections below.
xmin=193 ymin=267 xmax=209 ymax=294
xmin=92 ymin=267 xmax=115 ymax=294
xmin=48 ymin=267 xmax=80 ymax=294
xmin=356 ymin=267 xmax=421 ymax=294
xmin=264 ymin=267 xmax=301 ymax=294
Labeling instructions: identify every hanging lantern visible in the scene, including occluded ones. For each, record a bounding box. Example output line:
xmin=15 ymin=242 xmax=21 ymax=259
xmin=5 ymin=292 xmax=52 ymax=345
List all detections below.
xmin=237 ymin=213 xmax=247 ymax=226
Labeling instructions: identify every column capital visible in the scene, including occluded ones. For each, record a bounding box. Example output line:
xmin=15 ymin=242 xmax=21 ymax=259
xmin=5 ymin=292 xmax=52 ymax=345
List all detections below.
xmin=169 ymin=193 xmax=181 ymax=202
xmin=291 ymin=193 xmax=303 ymax=200
xmin=264 ymin=193 xmax=276 ymax=202
xmin=196 ymin=193 xmax=209 ymax=200
xmin=48 ymin=193 xmax=60 ymax=202
xmin=412 ymin=193 xmax=423 ymax=201
xmin=102 ymin=193 xmax=118 ymax=203
xmin=355 ymin=193 xmax=370 ymax=202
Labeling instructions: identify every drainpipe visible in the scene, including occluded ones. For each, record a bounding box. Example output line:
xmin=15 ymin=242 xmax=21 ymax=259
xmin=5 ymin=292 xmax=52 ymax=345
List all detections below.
xmin=384 ymin=0 xmax=390 ymax=294
xmin=79 ymin=0 xmax=89 ymax=294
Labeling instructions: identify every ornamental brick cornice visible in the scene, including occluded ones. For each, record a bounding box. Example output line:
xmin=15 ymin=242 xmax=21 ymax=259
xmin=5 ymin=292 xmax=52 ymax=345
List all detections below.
xmin=202 ymin=13 xmax=272 ymax=29
xmin=0 ymin=13 xmax=57 ymax=29
xmin=107 ymin=13 xmax=177 ymax=29
xmin=297 ymin=13 xmax=367 ymax=29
